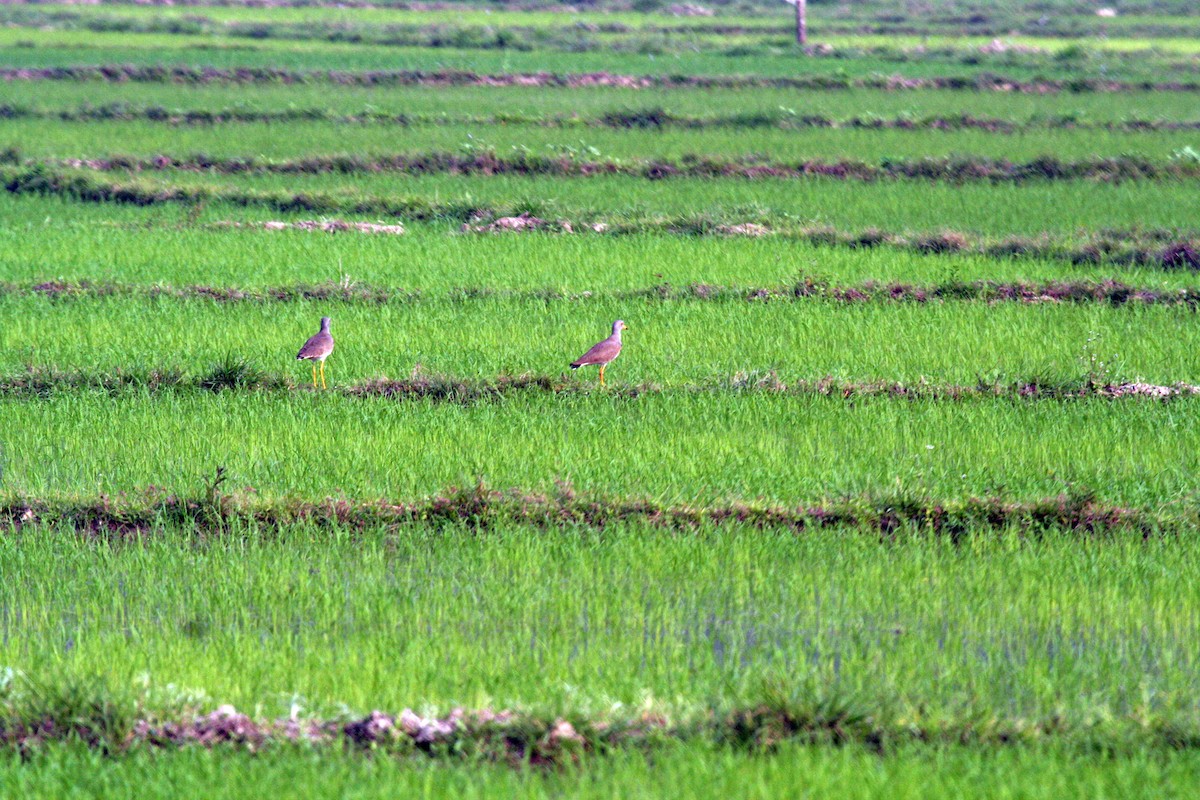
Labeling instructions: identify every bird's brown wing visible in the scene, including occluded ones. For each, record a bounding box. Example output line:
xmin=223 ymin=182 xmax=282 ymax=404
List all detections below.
xmin=571 ymin=335 xmax=620 ymax=367
xmin=297 ymin=331 xmax=334 ymax=360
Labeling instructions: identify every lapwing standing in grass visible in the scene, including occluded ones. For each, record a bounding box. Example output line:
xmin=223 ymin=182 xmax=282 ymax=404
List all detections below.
xmin=571 ymin=320 xmax=626 ymax=387
xmin=297 ymin=316 xmax=334 ymax=389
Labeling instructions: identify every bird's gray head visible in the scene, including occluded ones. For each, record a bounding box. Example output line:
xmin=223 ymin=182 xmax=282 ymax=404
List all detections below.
xmin=320 ymin=316 xmax=331 ymax=330
xmin=612 ymin=320 xmax=627 ymax=334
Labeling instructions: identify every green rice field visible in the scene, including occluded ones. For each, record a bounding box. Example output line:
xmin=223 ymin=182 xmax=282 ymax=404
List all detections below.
xmin=14 ymin=117 xmax=1200 ymax=162
xmin=2 ymin=0 xmax=1200 ymax=795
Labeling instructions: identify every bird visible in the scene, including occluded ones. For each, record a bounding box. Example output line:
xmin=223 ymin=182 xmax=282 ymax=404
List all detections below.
xmin=570 ymin=320 xmax=626 ymax=387
xmin=296 ymin=316 xmax=334 ymax=389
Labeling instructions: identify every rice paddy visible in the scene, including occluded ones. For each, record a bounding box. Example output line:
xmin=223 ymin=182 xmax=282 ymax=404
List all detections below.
xmin=16 ymin=120 xmax=1200 ymax=166
xmin=2 ymin=0 xmax=1199 ymax=794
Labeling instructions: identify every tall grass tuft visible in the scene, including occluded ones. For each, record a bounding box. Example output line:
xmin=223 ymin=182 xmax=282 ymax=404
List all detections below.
xmin=197 ymin=354 xmax=272 ymax=392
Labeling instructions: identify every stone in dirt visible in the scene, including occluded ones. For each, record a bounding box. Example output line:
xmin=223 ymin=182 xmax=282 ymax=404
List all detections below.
xmin=547 ymin=719 xmax=585 ymax=744
xmin=488 ymin=214 xmax=549 ymax=231
xmin=662 ymin=3 xmax=714 ymax=16
xmin=398 ymin=708 xmax=462 ymax=744
xmin=228 ymin=220 xmax=405 ymax=235
xmin=463 ymin=214 xmax=574 ymax=234
xmin=344 ymin=711 xmax=396 ymax=745
xmin=716 ymin=223 xmax=770 ymax=237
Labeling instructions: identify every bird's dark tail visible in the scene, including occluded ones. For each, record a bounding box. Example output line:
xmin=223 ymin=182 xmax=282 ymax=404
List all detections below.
xmin=570 ymin=362 xmax=581 ymax=369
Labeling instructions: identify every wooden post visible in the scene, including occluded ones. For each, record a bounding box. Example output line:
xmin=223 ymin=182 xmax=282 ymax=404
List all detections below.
xmin=795 ymin=0 xmax=807 ymax=45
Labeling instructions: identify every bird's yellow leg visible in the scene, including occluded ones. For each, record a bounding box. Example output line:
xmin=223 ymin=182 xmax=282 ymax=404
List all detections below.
xmin=320 ymin=361 xmax=328 ymax=390
xmin=311 ymin=363 xmax=317 ymax=388
xmin=599 ymin=365 xmax=606 ymax=387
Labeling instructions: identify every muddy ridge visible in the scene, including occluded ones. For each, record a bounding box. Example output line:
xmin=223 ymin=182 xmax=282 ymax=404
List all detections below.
xmin=3 ymin=66 xmax=1197 ymax=92
xmin=4 ymin=699 xmax=1200 ymax=761
xmin=15 ymin=277 xmax=1200 ymax=306
xmin=3 ymin=363 xmax=1200 ymax=403
xmin=0 ymin=480 xmax=1167 ymax=537
xmin=49 ymin=152 xmax=1200 ymax=184
xmin=7 ymin=106 xmax=1200 ymax=133
xmin=4 ymin=166 xmax=1199 ymax=267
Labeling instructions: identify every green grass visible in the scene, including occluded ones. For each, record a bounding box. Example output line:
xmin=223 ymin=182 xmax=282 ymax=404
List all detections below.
xmin=8 ymin=743 xmax=1200 ymax=799
xmin=9 ymin=4 xmax=748 ymax=30
xmin=8 ymin=193 xmax=1200 ymax=290
xmin=7 ymin=0 xmax=1199 ymax=27
xmin=3 ymin=5 xmax=1199 ymax=786
xmin=2 ymin=2 xmax=1199 ymax=73
xmin=3 ymin=295 xmax=1195 ymax=386
xmin=77 ymin=167 xmax=1200 ymax=237
xmin=8 ymin=118 xmax=1200 ymax=162
xmin=1 ymin=32 xmax=1195 ymax=84
xmin=13 ymin=2 xmax=1195 ymax=38
xmin=3 ymin=219 xmax=1198 ymax=292
xmin=7 ymin=188 xmax=1200 ymax=289
xmin=3 ymin=525 xmax=1200 ymax=717
xmin=5 ymin=81 xmax=1200 ymax=123
xmin=5 ymin=390 xmax=1200 ymax=504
